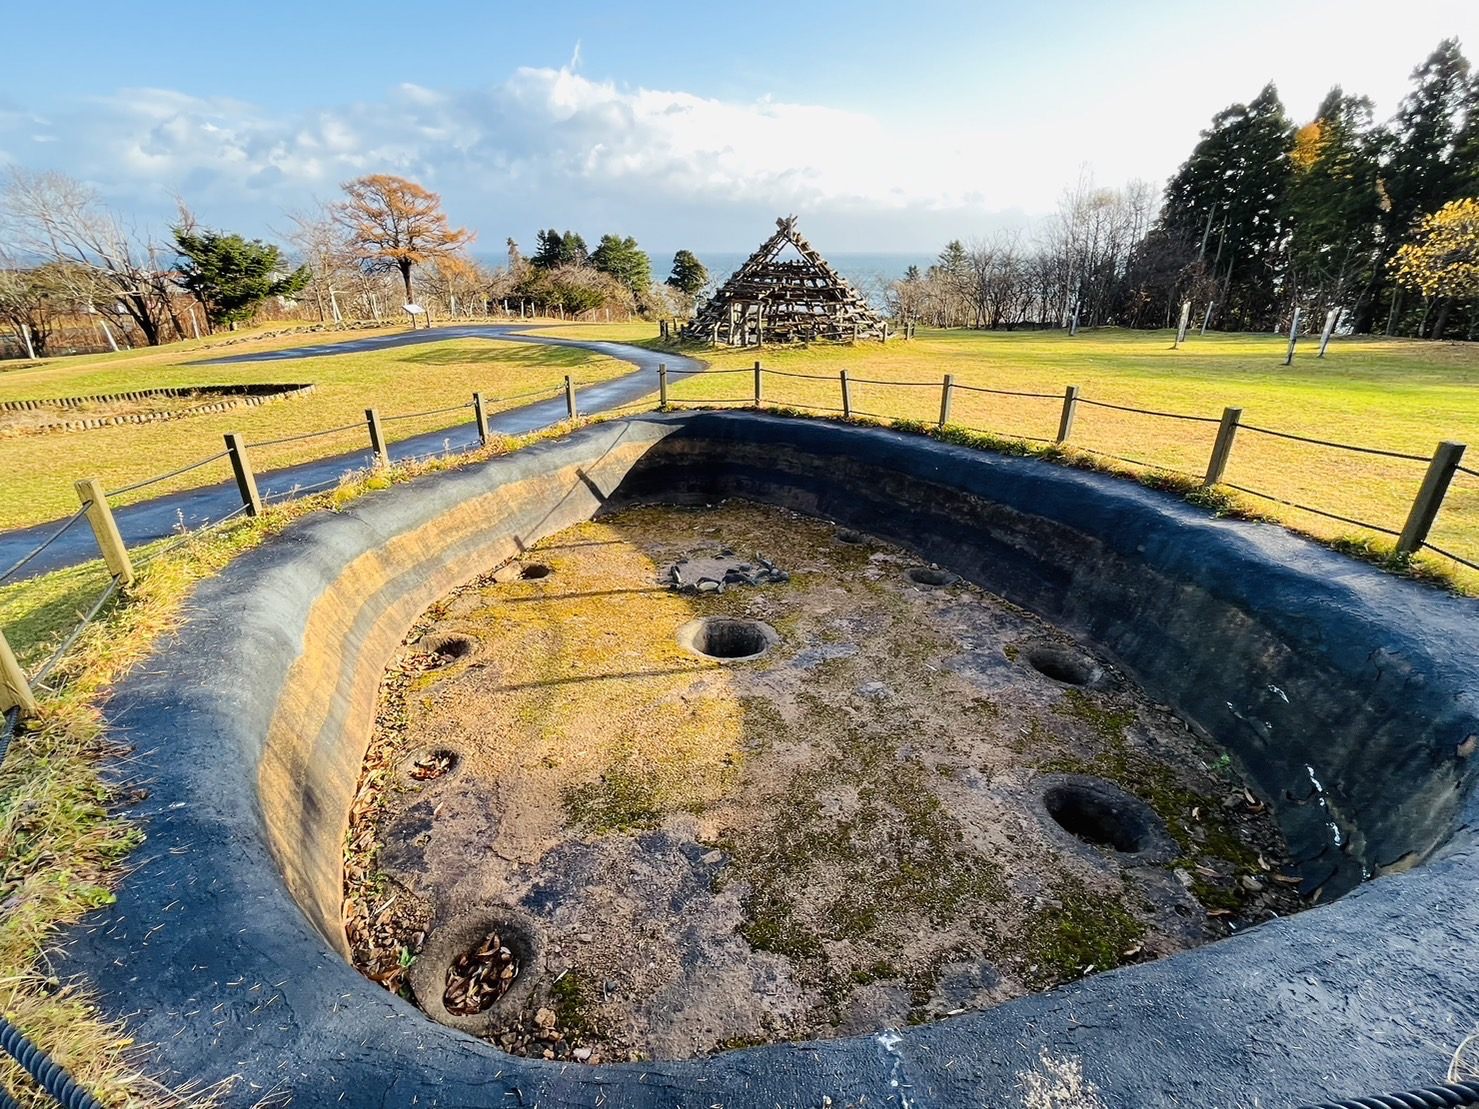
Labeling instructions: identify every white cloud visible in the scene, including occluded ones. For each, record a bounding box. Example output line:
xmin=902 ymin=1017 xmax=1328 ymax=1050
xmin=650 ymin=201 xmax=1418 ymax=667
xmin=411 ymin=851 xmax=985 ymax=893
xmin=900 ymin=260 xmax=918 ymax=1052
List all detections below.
xmin=0 ymin=65 xmax=1099 ymax=250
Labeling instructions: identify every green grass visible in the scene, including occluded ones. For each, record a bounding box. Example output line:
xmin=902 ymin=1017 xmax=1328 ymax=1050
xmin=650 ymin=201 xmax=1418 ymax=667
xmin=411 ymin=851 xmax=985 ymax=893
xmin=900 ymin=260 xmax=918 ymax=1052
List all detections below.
xmin=0 ymin=324 xmax=630 ymax=531
xmin=535 ymin=322 xmax=1479 ymax=590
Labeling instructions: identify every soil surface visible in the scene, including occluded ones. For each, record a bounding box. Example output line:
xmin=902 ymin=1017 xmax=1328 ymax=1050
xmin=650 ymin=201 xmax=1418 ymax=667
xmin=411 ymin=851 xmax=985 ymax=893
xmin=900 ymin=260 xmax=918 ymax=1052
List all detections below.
xmin=345 ymin=500 xmax=1304 ymax=1063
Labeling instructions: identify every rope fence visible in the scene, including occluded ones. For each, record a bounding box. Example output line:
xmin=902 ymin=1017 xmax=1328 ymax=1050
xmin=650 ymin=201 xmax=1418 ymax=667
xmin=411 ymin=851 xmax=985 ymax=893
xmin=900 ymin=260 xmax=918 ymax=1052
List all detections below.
xmin=106 ymin=450 xmax=230 ymax=497
xmin=655 ymin=360 xmax=1471 ymax=580
xmin=1241 ymin=423 xmax=1434 ymax=462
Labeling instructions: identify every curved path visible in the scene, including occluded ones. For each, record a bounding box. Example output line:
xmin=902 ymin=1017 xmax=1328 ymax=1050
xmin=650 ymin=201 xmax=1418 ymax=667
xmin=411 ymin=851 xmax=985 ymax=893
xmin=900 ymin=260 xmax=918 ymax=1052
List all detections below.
xmin=0 ymin=326 xmax=700 ymax=579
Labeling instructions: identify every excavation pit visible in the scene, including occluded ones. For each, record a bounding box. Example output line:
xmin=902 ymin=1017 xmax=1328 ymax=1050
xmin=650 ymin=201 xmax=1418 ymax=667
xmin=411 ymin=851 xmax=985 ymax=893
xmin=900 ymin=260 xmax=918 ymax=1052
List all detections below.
xmin=415 ymin=632 xmax=477 ymax=670
xmin=83 ymin=412 xmax=1479 ymax=1106
xmin=405 ymin=748 xmax=459 ymax=783
xmin=348 ymin=500 xmax=1303 ymax=1064
xmin=905 ymin=566 xmax=957 ymax=587
xmin=1040 ymin=775 xmax=1172 ymax=860
xmin=1023 ymin=643 xmax=1103 ymax=687
xmin=676 ymin=615 xmax=777 ymax=661
xmin=519 ymin=563 xmax=553 ymax=581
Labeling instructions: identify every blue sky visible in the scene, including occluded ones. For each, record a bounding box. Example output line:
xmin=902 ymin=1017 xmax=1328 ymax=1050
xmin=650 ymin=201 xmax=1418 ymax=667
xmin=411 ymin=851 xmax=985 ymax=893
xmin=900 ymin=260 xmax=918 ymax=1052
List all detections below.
xmin=3 ymin=0 xmax=1476 ymax=253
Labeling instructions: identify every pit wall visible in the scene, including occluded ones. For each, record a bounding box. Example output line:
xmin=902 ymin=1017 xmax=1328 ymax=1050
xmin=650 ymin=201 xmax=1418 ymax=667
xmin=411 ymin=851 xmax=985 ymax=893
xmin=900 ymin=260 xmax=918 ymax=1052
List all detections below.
xmin=260 ymin=411 xmax=1477 ymax=942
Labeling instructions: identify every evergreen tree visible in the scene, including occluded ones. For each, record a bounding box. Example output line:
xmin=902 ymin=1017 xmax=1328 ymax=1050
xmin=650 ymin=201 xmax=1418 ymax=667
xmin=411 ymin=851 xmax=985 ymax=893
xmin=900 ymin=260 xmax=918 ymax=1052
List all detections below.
xmin=531 ymin=229 xmax=589 ymax=270
xmin=1285 ymin=87 xmax=1383 ymax=314
xmin=173 ymin=224 xmax=310 ymax=330
xmin=666 ymin=249 xmax=708 ymax=296
xmin=590 ymin=234 xmax=652 ymax=297
xmin=1369 ymin=39 xmax=1473 ymax=332
xmin=1158 ymin=83 xmax=1294 ymax=330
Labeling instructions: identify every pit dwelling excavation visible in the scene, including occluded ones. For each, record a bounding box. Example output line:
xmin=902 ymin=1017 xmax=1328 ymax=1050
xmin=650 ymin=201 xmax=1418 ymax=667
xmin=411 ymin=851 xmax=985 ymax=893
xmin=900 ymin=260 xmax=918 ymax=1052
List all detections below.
xmin=345 ymin=501 xmax=1300 ymax=1063
xmin=71 ymin=412 xmax=1479 ymax=1107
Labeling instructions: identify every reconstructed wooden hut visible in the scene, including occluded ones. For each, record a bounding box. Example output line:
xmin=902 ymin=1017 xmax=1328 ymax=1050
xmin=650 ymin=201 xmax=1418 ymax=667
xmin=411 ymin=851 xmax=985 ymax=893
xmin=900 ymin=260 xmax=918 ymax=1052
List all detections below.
xmin=685 ymin=216 xmax=888 ymax=346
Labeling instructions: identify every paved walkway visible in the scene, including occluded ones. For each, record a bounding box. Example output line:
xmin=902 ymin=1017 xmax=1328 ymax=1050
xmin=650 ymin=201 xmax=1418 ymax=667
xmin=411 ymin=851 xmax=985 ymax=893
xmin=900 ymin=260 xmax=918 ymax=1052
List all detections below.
xmin=0 ymin=326 xmax=701 ymax=580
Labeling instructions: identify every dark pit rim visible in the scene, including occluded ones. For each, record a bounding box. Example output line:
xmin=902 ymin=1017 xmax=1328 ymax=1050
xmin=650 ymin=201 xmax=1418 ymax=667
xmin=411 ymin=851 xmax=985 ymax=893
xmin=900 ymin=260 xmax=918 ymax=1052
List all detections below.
xmin=407 ymin=908 xmax=542 ymax=1036
xmin=399 ymin=747 xmax=462 ymax=785
xmin=1017 ymin=640 xmax=1106 ymax=689
xmin=676 ymin=616 xmax=779 ymax=663
xmin=413 ymin=630 xmax=480 ymax=670
xmin=1035 ymin=773 xmax=1178 ymax=864
xmin=905 ymin=566 xmax=958 ymax=588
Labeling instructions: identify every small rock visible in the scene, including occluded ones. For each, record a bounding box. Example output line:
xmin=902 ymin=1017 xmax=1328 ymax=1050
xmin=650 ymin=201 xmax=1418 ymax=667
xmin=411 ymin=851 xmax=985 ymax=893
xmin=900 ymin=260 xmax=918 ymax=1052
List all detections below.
xmin=696 ymin=579 xmax=721 ymax=593
xmin=701 ymin=849 xmax=724 ymax=865
xmin=574 ymin=1047 xmax=592 ymax=1062
xmin=1240 ymin=875 xmax=1266 ymax=893
xmin=534 ymin=1006 xmax=557 ymax=1030
xmin=1173 ymin=867 xmax=1194 ymax=890
xmin=857 ymin=681 xmax=891 ymax=699
xmin=576 ymin=932 xmax=594 ymax=944
xmin=542 ymin=1048 xmax=555 ymax=1060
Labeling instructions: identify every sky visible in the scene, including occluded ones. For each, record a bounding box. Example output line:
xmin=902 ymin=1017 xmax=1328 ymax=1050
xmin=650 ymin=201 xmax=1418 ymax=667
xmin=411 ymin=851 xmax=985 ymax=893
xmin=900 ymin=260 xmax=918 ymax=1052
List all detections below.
xmin=2 ymin=0 xmax=1476 ymax=255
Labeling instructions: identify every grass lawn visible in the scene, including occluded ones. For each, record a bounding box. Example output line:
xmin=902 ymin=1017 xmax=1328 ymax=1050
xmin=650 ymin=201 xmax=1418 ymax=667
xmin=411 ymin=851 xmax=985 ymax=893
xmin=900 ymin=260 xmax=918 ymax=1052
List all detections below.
xmin=534 ymin=322 xmax=1479 ymax=589
xmin=0 ymin=324 xmax=629 ymax=531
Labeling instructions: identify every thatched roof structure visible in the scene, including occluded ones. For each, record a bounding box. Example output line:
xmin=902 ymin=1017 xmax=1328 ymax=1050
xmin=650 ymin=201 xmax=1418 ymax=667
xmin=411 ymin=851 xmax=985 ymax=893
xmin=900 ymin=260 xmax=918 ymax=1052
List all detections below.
xmin=685 ymin=216 xmax=887 ymax=345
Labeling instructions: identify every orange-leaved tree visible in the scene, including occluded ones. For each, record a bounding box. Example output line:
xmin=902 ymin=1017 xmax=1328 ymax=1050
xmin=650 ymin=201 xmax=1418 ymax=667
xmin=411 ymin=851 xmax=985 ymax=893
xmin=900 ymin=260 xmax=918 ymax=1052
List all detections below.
xmin=334 ymin=174 xmax=473 ymax=304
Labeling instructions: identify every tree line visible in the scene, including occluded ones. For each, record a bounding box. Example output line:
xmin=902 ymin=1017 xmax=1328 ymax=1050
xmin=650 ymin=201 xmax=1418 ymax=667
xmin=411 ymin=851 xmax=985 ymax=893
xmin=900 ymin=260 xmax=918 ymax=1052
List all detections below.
xmin=892 ymin=38 xmax=1479 ymax=340
xmin=0 ymin=171 xmax=710 ymax=356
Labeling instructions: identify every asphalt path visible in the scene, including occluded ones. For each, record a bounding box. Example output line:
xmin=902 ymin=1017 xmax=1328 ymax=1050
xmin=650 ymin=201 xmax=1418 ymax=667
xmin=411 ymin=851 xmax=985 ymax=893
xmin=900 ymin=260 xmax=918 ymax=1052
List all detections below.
xmin=0 ymin=325 xmax=702 ymax=581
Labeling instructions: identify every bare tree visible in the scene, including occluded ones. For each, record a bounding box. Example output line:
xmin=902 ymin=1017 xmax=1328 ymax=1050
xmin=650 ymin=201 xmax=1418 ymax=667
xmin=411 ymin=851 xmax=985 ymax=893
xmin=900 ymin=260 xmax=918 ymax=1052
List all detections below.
xmin=0 ymin=168 xmax=181 ymax=345
xmin=287 ymin=204 xmax=357 ymax=324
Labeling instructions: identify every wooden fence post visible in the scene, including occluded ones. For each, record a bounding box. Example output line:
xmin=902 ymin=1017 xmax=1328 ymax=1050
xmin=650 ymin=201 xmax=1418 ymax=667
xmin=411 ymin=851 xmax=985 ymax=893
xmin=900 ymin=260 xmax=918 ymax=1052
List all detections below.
xmin=1056 ymin=386 xmax=1080 ymax=444
xmin=1397 ymin=441 xmax=1466 ymax=555
xmin=658 ymin=364 xmax=668 ymax=407
xmin=753 ymin=361 xmax=763 ymax=407
xmin=564 ymin=376 xmax=578 ymax=420
xmin=1203 ymin=407 xmax=1243 ymax=486
xmin=840 ymin=370 xmax=852 ymax=418
xmin=0 ymin=628 xmax=36 ymax=716
xmin=74 ymin=477 xmax=134 ymax=586
xmin=365 ymin=408 xmax=389 ymax=468
xmin=472 ymin=392 xmax=490 ymax=446
xmin=938 ymin=374 xmax=954 ymax=429
xmin=223 ymin=433 xmax=262 ymax=517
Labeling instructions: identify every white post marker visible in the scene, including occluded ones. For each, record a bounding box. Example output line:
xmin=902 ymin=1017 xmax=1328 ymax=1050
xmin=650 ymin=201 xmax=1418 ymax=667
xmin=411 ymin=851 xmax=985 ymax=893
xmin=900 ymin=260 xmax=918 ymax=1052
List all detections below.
xmin=403 ymin=303 xmax=426 ymax=331
xmin=1317 ymin=308 xmax=1341 ymax=359
xmin=1283 ymin=308 xmax=1301 ymax=366
xmin=1174 ymin=300 xmax=1192 ymax=348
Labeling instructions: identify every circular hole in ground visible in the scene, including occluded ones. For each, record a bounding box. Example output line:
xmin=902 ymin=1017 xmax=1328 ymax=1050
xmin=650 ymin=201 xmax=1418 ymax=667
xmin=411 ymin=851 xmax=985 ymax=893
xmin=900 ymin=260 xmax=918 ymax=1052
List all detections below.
xmin=1025 ymin=645 xmax=1100 ymax=686
xmin=677 ymin=617 xmax=777 ymax=662
xmin=1042 ymin=779 xmax=1151 ymax=853
xmin=906 ymin=566 xmax=956 ymax=587
xmin=836 ymin=529 xmax=865 ymax=545
xmin=409 ymin=748 xmax=458 ymax=782
xmin=519 ymin=563 xmax=553 ymax=581
xmin=420 ymin=634 xmax=477 ymax=670
xmin=442 ymin=923 xmax=532 ymax=1015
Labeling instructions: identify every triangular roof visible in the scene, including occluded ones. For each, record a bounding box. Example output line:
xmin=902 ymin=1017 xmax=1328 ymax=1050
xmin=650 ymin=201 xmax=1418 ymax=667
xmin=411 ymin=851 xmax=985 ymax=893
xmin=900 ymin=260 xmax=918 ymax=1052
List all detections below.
xmin=686 ymin=216 xmax=886 ymax=344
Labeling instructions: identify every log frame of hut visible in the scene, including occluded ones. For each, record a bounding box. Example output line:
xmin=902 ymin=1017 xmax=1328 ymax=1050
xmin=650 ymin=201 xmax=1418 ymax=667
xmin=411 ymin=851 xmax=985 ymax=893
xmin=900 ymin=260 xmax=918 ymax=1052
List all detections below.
xmin=685 ymin=216 xmax=888 ymax=346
